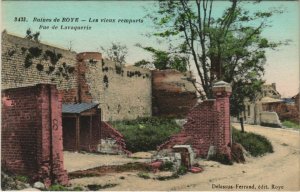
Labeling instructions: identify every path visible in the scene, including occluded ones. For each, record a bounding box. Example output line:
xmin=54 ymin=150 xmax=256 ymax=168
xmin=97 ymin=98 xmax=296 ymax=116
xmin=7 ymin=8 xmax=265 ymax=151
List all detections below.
xmin=63 ymin=151 xmax=151 ymax=172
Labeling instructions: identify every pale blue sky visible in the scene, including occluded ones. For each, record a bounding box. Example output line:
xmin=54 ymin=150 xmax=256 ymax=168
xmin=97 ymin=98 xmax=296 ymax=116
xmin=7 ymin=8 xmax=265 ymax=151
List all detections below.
xmin=1 ymin=1 xmax=299 ymax=97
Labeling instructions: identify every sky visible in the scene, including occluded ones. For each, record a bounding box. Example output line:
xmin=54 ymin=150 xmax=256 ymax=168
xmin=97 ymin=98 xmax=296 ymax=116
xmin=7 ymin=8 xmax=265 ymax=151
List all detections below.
xmin=1 ymin=1 xmax=299 ymax=97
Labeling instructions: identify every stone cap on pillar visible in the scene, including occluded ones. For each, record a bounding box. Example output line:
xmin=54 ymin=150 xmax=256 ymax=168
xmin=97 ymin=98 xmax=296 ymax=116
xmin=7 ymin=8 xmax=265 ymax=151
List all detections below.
xmin=212 ymin=81 xmax=232 ymax=97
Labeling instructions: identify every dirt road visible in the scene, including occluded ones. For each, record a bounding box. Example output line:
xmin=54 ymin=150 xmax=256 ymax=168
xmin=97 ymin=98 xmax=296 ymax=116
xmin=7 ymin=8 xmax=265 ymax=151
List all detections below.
xmin=68 ymin=124 xmax=300 ymax=191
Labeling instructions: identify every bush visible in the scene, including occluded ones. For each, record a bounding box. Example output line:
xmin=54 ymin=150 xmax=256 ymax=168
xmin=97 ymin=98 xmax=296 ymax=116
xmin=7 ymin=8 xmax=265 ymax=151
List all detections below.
xmin=111 ymin=117 xmax=181 ymax=152
xmin=160 ymin=161 xmax=174 ymax=171
xmin=86 ymin=184 xmax=117 ymax=190
xmin=232 ymin=127 xmax=273 ymax=157
xmin=137 ymin=172 xmax=150 ymax=179
xmin=48 ymin=184 xmax=68 ymax=191
xmin=15 ymin=175 xmax=29 ymax=183
xmin=156 ymin=173 xmax=179 ymax=181
xmin=209 ymin=153 xmax=233 ymax=165
xmin=176 ymin=165 xmax=188 ymax=175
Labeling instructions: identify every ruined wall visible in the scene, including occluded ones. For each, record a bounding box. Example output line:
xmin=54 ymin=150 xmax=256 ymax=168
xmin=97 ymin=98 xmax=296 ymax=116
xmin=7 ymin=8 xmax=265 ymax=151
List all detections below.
xmin=260 ymin=111 xmax=282 ymax=127
xmin=1 ymin=84 xmax=68 ymax=186
xmin=77 ymin=52 xmax=152 ymax=121
xmin=3 ymin=32 xmax=162 ymax=121
xmin=2 ymin=32 xmax=78 ymax=103
xmin=159 ymin=82 xmax=232 ymax=158
xmin=99 ymin=122 xmax=130 ymax=154
xmin=152 ymin=70 xmax=197 ymax=117
xmin=274 ymin=103 xmax=299 ymax=123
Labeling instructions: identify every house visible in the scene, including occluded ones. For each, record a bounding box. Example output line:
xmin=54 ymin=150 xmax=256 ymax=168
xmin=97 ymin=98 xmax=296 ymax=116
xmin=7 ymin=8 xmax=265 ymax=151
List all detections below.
xmin=243 ymin=83 xmax=283 ymax=127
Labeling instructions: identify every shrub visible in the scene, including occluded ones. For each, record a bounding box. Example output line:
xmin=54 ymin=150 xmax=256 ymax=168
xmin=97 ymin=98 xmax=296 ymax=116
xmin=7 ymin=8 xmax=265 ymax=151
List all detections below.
xmin=86 ymin=184 xmax=117 ymax=190
xmin=208 ymin=153 xmax=233 ymax=165
xmin=156 ymin=173 xmax=179 ymax=181
xmin=176 ymin=165 xmax=188 ymax=175
xmin=232 ymin=127 xmax=273 ymax=157
xmin=137 ymin=172 xmax=150 ymax=179
xmin=111 ymin=117 xmax=181 ymax=152
xmin=48 ymin=184 xmax=68 ymax=191
xmin=15 ymin=175 xmax=29 ymax=183
xmin=160 ymin=161 xmax=174 ymax=171
xmin=282 ymin=120 xmax=300 ymax=129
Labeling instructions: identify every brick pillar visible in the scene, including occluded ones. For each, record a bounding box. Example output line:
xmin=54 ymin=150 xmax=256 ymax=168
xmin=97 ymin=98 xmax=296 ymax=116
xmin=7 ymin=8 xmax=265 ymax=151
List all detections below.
xmin=36 ymin=84 xmax=68 ymax=186
xmin=212 ymin=81 xmax=232 ymax=155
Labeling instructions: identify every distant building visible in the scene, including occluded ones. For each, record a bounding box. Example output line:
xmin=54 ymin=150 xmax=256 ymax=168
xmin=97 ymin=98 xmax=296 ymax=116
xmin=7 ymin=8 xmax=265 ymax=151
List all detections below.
xmin=242 ymin=83 xmax=282 ymax=127
xmin=292 ymin=93 xmax=299 ymax=108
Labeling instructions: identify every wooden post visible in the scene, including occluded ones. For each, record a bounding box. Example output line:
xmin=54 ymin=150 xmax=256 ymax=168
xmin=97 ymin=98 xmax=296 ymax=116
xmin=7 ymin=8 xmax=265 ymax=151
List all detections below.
xmin=89 ymin=115 xmax=93 ymax=150
xmin=76 ymin=115 xmax=80 ymax=151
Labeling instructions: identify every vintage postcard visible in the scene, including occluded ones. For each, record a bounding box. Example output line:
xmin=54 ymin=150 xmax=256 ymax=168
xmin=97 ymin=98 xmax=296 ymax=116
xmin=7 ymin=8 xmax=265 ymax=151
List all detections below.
xmin=1 ymin=0 xmax=299 ymax=191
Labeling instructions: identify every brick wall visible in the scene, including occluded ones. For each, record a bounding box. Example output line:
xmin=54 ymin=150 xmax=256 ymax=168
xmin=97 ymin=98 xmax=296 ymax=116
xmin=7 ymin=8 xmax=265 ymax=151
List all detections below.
xmin=158 ymin=81 xmax=232 ymax=158
xmin=152 ymin=70 xmax=198 ymax=117
xmin=77 ymin=52 xmax=152 ymax=121
xmin=100 ymin=122 xmax=131 ymax=154
xmin=2 ymin=32 xmax=77 ymax=96
xmin=1 ymin=84 xmax=68 ymax=186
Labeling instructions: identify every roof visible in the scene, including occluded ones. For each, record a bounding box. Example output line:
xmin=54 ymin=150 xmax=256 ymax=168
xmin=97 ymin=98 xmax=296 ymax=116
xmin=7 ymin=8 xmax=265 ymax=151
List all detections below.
xmin=62 ymin=103 xmax=99 ymax=114
xmin=260 ymin=97 xmax=283 ymax=103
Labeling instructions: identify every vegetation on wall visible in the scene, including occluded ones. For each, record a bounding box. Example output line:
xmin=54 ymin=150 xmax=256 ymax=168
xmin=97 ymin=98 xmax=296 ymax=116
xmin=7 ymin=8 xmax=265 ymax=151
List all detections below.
xmin=135 ymin=45 xmax=188 ymax=72
xmin=25 ymin=28 xmax=40 ymax=42
xmin=103 ymin=75 xmax=109 ymax=88
xmin=7 ymin=49 xmax=16 ymax=57
xmin=20 ymin=45 xmax=75 ymax=81
xmin=21 ymin=47 xmax=27 ymax=54
xmin=44 ymin=50 xmax=62 ymax=65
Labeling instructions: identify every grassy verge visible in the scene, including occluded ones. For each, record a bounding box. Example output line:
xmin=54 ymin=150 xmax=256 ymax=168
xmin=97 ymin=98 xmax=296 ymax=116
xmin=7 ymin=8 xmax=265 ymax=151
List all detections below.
xmin=232 ymin=127 xmax=273 ymax=157
xmin=110 ymin=117 xmax=181 ymax=152
xmin=282 ymin=120 xmax=300 ymax=129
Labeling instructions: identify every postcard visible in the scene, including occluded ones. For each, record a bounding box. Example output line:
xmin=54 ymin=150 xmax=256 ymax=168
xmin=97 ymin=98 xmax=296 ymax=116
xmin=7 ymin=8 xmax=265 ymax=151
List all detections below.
xmin=1 ymin=0 xmax=299 ymax=191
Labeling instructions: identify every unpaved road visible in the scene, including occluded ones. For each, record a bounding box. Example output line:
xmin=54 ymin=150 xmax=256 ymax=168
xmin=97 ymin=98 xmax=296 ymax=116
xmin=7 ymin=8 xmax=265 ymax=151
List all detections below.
xmin=67 ymin=124 xmax=300 ymax=191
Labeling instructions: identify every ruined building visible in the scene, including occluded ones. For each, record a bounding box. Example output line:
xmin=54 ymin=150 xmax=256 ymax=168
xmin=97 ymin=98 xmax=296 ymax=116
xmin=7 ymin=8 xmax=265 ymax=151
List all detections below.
xmin=1 ymin=31 xmax=197 ymax=184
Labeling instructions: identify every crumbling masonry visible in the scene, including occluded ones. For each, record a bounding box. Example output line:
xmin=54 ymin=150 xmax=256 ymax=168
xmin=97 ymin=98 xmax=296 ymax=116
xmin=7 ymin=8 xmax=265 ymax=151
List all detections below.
xmin=159 ymin=81 xmax=232 ymax=158
xmin=1 ymin=84 xmax=68 ymax=186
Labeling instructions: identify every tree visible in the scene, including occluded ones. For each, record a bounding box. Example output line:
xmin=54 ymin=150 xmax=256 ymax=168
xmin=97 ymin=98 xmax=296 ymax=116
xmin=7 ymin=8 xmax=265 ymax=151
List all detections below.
xmin=100 ymin=42 xmax=128 ymax=66
xmin=135 ymin=44 xmax=188 ymax=72
xmin=148 ymin=0 xmax=282 ymax=124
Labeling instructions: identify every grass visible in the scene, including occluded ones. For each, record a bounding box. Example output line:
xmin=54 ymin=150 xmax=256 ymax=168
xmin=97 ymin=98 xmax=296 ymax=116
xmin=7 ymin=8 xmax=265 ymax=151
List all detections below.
xmin=110 ymin=117 xmax=181 ymax=152
xmin=208 ymin=153 xmax=233 ymax=165
xmin=47 ymin=184 xmax=68 ymax=191
xmin=159 ymin=161 xmax=174 ymax=171
xmin=282 ymin=120 xmax=300 ymax=129
xmin=86 ymin=184 xmax=117 ymax=190
xmin=15 ymin=175 xmax=29 ymax=183
xmin=232 ymin=127 xmax=273 ymax=157
xmin=137 ymin=172 xmax=151 ymax=179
